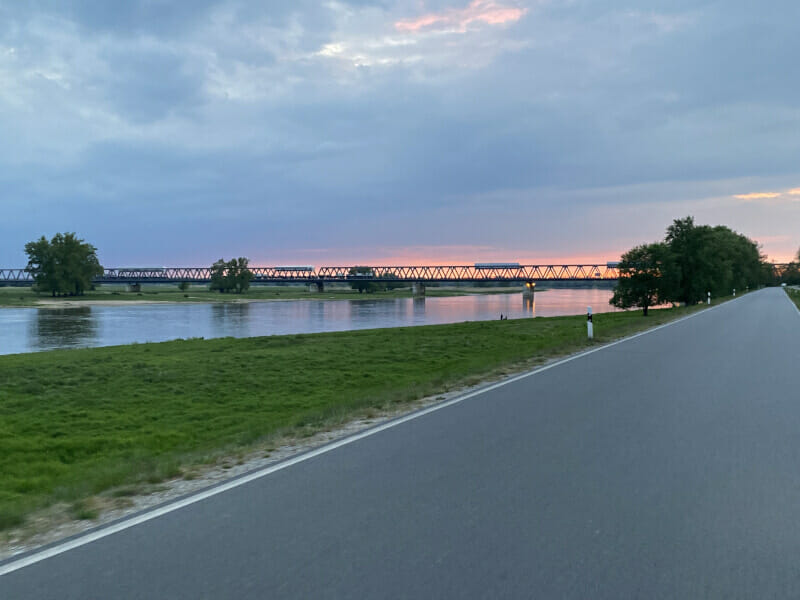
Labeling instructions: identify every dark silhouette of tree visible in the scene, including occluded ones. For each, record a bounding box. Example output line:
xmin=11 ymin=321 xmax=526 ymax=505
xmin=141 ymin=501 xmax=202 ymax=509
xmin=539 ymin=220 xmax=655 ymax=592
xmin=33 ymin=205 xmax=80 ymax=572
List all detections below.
xmin=665 ymin=216 xmax=764 ymax=303
xmin=612 ymin=216 xmax=769 ymax=315
xmin=611 ymin=243 xmax=678 ymax=316
xmin=349 ymin=267 xmax=378 ymax=293
xmin=24 ymin=233 xmax=103 ymax=297
xmin=210 ymin=257 xmax=253 ymax=293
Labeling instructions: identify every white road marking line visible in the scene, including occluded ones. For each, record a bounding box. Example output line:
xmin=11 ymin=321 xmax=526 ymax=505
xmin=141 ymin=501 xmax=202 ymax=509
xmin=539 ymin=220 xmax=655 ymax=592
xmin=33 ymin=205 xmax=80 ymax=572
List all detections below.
xmin=0 ymin=292 xmax=750 ymax=576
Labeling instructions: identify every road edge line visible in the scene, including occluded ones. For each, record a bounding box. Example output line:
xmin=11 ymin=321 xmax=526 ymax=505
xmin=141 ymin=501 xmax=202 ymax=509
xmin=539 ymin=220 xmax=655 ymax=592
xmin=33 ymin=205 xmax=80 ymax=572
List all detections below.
xmin=783 ymin=287 xmax=800 ymax=317
xmin=0 ymin=291 xmax=752 ymax=576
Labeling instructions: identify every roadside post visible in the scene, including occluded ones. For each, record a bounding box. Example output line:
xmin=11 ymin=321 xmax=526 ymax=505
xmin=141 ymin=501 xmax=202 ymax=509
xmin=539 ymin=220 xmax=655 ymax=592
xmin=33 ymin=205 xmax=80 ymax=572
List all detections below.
xmin=733 ymin=288 xmax=736 ymax=297
xmin=707 ymin=292 xmax=711 ymax=305
xmin=587 ymin=306 xmax=593 ymax=339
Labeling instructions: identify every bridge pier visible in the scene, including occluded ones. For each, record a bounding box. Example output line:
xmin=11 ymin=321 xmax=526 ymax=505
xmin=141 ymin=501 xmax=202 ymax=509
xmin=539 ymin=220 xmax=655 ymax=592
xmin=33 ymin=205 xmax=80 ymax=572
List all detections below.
xmin=412 ymin=282 xmax=426 ymax=297
xmin=128 ymin=283 xmax=141 ymax=293
xmin=522 ymin=281 xmax=535 ymax=300
xmin=308 ymin=281 xmax=324 ymax=293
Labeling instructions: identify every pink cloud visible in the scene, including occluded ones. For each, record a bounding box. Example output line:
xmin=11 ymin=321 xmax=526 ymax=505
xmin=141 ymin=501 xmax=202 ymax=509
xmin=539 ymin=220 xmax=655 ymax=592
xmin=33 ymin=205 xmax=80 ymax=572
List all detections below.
xmin=395 ymin=1 xmax=526 ymax=33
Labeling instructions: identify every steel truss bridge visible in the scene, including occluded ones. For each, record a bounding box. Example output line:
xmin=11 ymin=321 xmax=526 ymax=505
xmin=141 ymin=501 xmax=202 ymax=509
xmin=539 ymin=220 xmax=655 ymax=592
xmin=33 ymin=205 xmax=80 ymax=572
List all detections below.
xmin=0 ymin=264 xmax=792 ymax=286
xmin=1 ymin=264 xmax=622 ymax=285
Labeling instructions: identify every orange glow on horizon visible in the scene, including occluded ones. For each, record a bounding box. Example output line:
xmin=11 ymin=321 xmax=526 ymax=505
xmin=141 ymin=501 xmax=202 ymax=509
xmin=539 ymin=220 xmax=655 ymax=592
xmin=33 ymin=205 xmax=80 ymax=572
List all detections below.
xmin=242 ymin=252 xmax=625 ymax=268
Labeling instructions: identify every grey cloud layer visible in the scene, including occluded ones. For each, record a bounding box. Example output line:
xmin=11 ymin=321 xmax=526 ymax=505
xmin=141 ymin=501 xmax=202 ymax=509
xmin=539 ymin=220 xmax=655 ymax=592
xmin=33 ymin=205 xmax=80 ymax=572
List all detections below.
xmin=1 ymin=0 xmax=798 ymax=264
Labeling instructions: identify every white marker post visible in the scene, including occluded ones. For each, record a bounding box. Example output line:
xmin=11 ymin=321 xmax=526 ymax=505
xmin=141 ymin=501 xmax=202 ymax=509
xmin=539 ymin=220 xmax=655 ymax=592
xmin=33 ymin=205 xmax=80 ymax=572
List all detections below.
xmin=733 ymin=288 xmax=736 ymax=297
xmin=707 ymin=291 xmax=711 ymax=305
xmin=587 ymin=306 xmax=593 ymax=339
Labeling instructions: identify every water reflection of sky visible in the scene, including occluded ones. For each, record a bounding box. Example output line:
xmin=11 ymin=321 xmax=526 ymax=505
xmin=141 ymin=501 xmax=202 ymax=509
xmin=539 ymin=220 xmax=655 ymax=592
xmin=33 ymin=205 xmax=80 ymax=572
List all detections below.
xmin=0 ymin=289 xmax=621 ymax=355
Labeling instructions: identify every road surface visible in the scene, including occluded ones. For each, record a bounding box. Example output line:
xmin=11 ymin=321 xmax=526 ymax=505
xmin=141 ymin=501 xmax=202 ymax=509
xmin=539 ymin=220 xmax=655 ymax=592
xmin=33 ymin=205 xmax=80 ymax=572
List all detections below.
xmin=2 ymin=288 xmax=799 ymax=598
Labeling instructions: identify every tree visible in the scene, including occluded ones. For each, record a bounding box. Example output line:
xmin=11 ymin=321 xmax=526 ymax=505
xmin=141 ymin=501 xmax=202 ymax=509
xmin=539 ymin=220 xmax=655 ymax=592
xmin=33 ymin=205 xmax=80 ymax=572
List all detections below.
xmin=779 ymin=252 xmax=800 ymax=286
xmin=665 ymin=216 xmax=765 ymax=301
xmin=665 ymin=217 xmax=711 ymax=304
xmin=230 ymin=257 xmax=253 ymax=293
xmin=24 ymin=233 xmax=103 ymax=296
xmin=611 ymin=243 xmax=678 ymax=316
xmin=210 ymin=257 xmax=253 ymax=293
xmin=349 ymin=267 xmax=379 ymax=293
xmin=209 ymin=259 xmax=228 ymax=292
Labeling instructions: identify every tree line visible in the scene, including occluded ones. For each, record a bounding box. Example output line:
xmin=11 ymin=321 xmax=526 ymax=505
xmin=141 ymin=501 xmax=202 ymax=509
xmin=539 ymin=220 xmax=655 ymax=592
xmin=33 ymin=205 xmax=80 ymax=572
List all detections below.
xmin=611 ymin=216 xmax=774 ymax=315
xmin=774 ymin=249 xmax=800 ymax=286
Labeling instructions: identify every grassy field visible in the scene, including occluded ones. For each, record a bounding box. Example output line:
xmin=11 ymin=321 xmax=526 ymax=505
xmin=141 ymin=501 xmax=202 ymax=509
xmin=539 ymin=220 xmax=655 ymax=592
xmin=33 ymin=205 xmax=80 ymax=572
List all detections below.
xmin=0 ymin=284 xmax=522 ymax=307
xmin=0 ymin=301 xmax=717 ymax=531
xmin=786 ymin=287 xmax=800 ymax=309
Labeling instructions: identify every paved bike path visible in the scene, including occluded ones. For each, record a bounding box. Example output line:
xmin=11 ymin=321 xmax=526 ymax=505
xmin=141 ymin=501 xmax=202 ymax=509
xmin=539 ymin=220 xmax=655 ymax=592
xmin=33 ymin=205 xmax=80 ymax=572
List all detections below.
xmin=2 ymin=288 xmax=799 ymax=598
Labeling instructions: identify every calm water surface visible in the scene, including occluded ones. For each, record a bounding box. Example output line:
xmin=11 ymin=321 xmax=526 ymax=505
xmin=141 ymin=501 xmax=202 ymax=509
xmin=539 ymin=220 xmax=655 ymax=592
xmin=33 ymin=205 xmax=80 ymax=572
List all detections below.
xmin=0 ymin=289 xmax=620 ymax=355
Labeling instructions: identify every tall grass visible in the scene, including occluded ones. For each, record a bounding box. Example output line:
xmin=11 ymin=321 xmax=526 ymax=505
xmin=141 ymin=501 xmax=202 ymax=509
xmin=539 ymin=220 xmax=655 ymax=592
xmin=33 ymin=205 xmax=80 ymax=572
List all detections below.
xmin=0 ymin=303 xmax=708 ymax=530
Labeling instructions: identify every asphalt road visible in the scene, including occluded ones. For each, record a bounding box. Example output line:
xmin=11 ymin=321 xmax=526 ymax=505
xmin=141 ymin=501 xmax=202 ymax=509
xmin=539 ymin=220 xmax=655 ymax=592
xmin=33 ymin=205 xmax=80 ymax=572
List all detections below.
xmin=2 ymin=288 xmax=799 ymax=599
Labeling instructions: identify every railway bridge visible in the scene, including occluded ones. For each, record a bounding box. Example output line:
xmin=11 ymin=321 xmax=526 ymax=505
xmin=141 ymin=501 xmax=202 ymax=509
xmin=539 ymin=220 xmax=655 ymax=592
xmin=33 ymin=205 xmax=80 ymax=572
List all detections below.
xmin=0 ymin=263 xmax=623 ymax=297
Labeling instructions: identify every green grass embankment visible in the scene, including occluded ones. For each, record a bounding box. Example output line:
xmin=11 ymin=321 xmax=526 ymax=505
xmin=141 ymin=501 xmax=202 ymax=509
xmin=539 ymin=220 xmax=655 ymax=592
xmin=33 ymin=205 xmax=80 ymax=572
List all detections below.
xmin=0 ymin=285 xmax=521 ymax=307
xmin=0 ymin=301 xmax=715 ymax=530
xmin=786 ymin=287 xmax=800 ymax=310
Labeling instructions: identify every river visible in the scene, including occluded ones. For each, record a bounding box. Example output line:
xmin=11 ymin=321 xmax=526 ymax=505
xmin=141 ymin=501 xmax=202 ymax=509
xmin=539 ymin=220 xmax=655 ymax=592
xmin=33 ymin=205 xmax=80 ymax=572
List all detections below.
xmin=0 ymin=288 xmax=620 ymax=355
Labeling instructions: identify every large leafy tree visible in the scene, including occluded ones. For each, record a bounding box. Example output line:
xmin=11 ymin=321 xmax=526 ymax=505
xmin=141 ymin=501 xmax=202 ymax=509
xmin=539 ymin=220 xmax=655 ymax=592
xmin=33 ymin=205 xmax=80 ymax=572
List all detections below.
xmin=665 ymin=217 xmax=713 ymax=304
xmin=210 ymin=257 xmax=253 ymax=293
xmin=611 ymin=243 xmax=678 ymax=316
xmin=613 ymin=216 xmax=769 ymax=314
xmin=24 ymin=233 xmax=103 ymax=296
xmin=665 ymin=217 xmax=764 ymax=302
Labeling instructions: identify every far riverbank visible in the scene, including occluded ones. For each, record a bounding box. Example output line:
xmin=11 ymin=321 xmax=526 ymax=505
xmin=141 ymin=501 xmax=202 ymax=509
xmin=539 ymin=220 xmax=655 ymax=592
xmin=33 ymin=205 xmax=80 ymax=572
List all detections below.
xmin=0 ymin=284 xmax=533 ymax=308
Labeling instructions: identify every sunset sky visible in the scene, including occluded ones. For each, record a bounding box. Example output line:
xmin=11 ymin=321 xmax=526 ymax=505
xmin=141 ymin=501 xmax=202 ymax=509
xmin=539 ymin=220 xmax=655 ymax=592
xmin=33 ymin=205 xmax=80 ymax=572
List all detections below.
xmin=1 ymin=1 xmax=798 ymax=266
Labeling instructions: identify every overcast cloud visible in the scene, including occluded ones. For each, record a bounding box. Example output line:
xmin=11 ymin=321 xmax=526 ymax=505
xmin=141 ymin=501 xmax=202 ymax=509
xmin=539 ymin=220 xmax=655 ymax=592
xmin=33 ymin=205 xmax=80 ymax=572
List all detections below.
xmin=1 ymin=0 xmax=798 ymax=265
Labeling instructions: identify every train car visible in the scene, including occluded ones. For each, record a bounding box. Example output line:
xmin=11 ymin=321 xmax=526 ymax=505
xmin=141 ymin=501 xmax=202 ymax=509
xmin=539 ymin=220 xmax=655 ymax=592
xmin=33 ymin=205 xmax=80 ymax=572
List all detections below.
xmin=115 ymin=267 xmax=167 ymax=275
xmin=274 ymin=266 xmax=314 ymax=272
xmin=474 ymin=262 xmax=521 ymax=269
